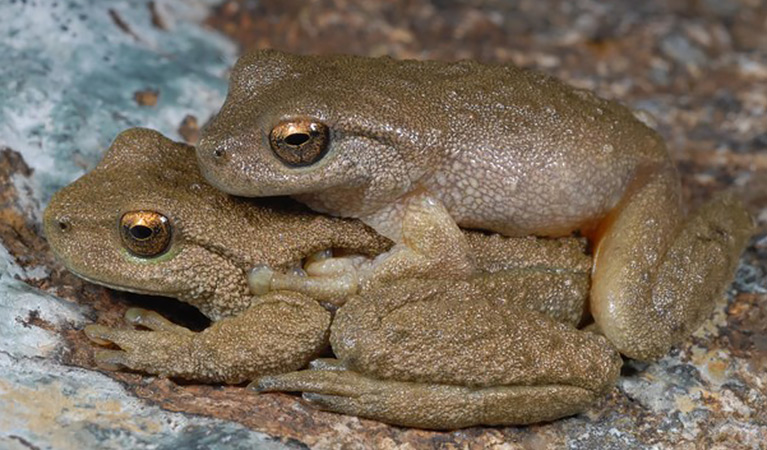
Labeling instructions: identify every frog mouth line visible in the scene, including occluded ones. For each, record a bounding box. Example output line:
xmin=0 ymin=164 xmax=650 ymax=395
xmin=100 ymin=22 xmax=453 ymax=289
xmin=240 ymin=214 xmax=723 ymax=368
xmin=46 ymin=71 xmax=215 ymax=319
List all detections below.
xmin=64 ymin=266 xmax=180 ymax=299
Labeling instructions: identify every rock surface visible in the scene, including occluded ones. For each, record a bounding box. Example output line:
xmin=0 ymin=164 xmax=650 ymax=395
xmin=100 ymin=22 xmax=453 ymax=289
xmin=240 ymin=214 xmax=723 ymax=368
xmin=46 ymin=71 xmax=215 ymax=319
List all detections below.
xmin=1 ymin=0 xmax=766 ymax=449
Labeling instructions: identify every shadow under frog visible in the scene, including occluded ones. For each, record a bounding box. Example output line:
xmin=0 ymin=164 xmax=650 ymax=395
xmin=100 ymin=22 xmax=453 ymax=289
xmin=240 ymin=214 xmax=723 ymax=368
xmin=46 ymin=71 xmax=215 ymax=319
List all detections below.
xmin=45 ymin=128 xmax=628 ymax=428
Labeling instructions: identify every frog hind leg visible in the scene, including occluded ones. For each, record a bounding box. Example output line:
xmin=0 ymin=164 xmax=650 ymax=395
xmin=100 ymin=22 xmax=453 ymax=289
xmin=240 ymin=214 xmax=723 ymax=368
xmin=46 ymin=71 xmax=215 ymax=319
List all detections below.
xmin=252 ymin=366 xmax=604 ymax=429
xmin=590 ymin=166 xmax=754 ymax=361
xmin=251 ymin=281 xmax=622 ymax=429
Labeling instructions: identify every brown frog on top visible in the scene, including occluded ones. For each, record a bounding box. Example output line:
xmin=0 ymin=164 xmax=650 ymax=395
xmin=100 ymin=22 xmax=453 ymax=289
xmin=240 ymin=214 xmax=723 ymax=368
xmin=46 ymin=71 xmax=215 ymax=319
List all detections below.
xmin=44 ymin=128 xmax=619 ymax=428
xmin=197 ymin=49 xmax=755 ymax=363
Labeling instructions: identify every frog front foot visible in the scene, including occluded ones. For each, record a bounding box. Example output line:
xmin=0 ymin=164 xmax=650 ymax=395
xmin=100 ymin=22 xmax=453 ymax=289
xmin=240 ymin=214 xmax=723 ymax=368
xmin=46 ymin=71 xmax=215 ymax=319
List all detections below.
xmin=85 ymin=307 xmax=198 ymax=377
xmin=248 ymin=249 xmax=369 ymax=306
xmin=248 ymin=191 xmax=478 ymax=304
xmin=357 ymin=190 xmax=476 ymax=284
xmin=85 ymin=292 xmax=331 ymax=383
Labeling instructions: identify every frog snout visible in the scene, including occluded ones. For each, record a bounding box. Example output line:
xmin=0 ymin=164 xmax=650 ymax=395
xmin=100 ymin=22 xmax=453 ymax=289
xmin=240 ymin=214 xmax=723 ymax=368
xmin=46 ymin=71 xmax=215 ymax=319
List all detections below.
xmin=196 ymin=131 xmax=291 ymax=198
xmin=42 ymin=190 xmax=83 ymax=247
xmin=51 ymin=216 xmax=72 ymax=234
xmin=196 ymin=137 xmax=233 ymax=185
xmin=196 ymin=138 xmax=256 ymax=197
xmin=42 ymin=205 xmax=73 ymax=244
xmin=196 ymin=133 xmax=234 ymax=167
xmin=201 ymin=142 xmax=228 ymax=164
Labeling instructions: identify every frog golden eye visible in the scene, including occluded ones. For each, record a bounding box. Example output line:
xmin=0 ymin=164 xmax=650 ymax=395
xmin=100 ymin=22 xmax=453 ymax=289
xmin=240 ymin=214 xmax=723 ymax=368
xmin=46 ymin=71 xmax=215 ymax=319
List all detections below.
xmin=120 ymin=211 xmax=172 ymax=257
xmin=269 ymin=119 xmax=330 ymax=167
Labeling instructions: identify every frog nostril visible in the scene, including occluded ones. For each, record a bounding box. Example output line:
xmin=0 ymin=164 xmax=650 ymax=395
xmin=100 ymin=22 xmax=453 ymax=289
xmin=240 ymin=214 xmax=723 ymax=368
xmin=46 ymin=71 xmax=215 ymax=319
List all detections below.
xmin=57 ymin=217 xmax=71 ymax=232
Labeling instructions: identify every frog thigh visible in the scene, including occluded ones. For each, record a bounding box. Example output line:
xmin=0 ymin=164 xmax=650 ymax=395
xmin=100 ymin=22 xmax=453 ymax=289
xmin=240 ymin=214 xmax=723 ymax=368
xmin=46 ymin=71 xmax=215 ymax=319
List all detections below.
xmin=591 ymin=165 xmax=754 ymax=360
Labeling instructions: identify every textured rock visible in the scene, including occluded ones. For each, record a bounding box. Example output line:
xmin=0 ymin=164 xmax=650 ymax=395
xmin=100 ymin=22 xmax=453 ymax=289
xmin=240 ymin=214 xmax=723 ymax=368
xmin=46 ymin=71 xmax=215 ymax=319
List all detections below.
xmin=0 ymin=0 xmax=235 ymax=201
xmin=1 ymin=0 xmax=766 ymax=449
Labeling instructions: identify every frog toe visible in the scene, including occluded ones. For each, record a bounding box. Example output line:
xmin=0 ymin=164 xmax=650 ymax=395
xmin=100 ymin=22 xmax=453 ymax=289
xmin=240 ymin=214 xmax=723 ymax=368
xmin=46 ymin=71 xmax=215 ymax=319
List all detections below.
xmin=249 ymin=369 xmax=369 ymax=396
xmin=83 ymin=324 xmax=117 ymax=346
xmin=301 ymin=392 xmax=363 ymax=414
xmin=247 ymin=265 xmax=275 ymax=295
xmin=249 ymin=263 xmax=359 ymax=306
xmin=84 ymin=323 xmax=149 ymax=348
xmin=123 ymin=308 xmax=193 ymax=335
xmin=84 ymin=324 xmax=148 ymax=353
xmin=92 ymin=348 xmax=130 ymax=371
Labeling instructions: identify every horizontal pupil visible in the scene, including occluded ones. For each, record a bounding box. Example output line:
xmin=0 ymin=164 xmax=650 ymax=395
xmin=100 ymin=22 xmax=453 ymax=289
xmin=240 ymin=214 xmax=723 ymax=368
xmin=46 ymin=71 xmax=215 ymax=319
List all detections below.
xmin=130 ymin=225 xmax=153 ymax=240
xmin=285 ymin=133 xmax=310 ymax=146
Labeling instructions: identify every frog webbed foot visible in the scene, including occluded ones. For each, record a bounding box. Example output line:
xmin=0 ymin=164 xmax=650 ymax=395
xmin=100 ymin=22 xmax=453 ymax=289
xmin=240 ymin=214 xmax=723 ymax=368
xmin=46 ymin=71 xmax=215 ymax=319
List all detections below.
xmin=85 ymin=308 xmax=196 ymax=376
